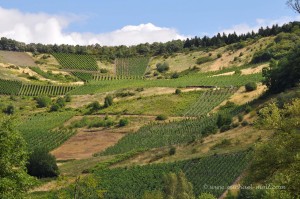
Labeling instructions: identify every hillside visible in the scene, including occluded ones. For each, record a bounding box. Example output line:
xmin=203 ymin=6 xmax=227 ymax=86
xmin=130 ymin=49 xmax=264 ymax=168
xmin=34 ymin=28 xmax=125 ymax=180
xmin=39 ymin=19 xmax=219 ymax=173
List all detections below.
xmin=0 ymin=22 xmax=300 ymax=199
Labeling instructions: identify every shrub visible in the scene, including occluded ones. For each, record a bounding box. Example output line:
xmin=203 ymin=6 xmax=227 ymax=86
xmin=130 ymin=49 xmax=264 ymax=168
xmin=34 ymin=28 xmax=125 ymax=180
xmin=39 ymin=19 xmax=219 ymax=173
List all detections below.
xmin=217 ymin=113 xmax=233 ymax=128
xmin=156 ymin=114 xmax=168 ymax=121
xmin=241 ymin=121 xmax=249 ymax=126
xmin=202 ymin=125 xmax=218 ymax=136
xmin=220 ymin=125 xmax=231 ymax=132
xmin=119 ymin=118 xmax=129 ymax=127
xmin=217 ymin=53 xmax=222 ymax=58
xmin=169 ymin=147 xmax=176 ymax=156
xmin=56 ymin=97 xmax=66 ymax=108
xmin=50 ymin=104 xmax=60 ymax=112
xmin=234 ymin=70 xmax=242 ymax=75
xmin=251 ymin=50 xmax=273 ymax=63
xmin=88 ymin=101 xmax=101 ymax=111
xmin=64 ymin=94 xmax=72 ymax=102
xmin=104 ymin=95 xmax=113 ymax=108
xmin=35 ymin=96 xmax=51 ymax=108
xmin=245 ymin=105 xmax=253 ymax=113
xmin=27 ymin=148 xmax=59 ymax=178
xmin=171 ymin=72 xmax=179 ymax=79
xmin=238 ymin=114 xmax=244 ymax=122
xmin=175 ymin=89 xmax=182 ymax=95
xmin=156 ymin=62 xmax=169 ymax=73
xmin=3 ymin=105 xmax=15 ymax=115
xmin=245 ymin=82 xmax=257 ymax=92
xmin=196 ymin=56 xmax=213 ymax=65
xmin=231 ymin=122 xmax=239 ymax=128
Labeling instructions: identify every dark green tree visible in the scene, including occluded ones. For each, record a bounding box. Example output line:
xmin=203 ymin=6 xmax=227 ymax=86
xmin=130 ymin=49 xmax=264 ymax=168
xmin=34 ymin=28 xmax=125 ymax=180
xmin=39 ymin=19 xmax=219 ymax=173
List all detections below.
xmin=0 ymin=117 xmax=35 ymax=198
xmin=27 ymin=147 xmax=59 ymax=178
xmin=287 ymin=0 xmax=300 ymax=13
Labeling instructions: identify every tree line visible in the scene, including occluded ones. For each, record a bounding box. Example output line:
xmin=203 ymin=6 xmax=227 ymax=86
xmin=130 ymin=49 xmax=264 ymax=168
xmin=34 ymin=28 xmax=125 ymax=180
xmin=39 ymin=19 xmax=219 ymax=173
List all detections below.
xmin=0 ymin=22 xmax=300 ymax=63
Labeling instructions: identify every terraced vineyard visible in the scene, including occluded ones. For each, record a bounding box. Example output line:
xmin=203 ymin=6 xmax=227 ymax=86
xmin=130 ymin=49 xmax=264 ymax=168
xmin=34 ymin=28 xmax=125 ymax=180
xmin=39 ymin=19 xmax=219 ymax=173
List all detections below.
xmin=71 ymin=71 xmax=93 ymax=82
xmin=17 ymin=112 xmax=76 ymax=151
xmin=19 ymin=84 xmax=76 ymax=96
xmin=52 ymin=53 xmax=98 ymax=71
xmin=184 ymin=88 xmax=237 ymax=117
xmin=94 ymin=151 xmax=250 ymax=198
xmin=115 ymin=57 xmax=149 ymax=76
xmin=0 ymin=79 xmax=22 ymax=95
xmin=69 ymin=73 xmax=262 ymax=95
xmin=92 ymin=74 xmax=144 ymax=81
xmin=101 ymin=115 xmax=217 ymax=156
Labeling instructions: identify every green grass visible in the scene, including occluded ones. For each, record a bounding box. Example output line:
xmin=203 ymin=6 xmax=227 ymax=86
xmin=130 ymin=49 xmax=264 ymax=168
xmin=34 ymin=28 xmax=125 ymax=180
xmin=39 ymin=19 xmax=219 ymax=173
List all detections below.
xmin=17 ymin=111 xmax=76 ymax=151
xmin=100 ymin=91 xmax=203 ymax=116
xmin=93 ymin=151 xmax=250 ymax=198
xmin=68 ymin=73 xmax=262 ymax=95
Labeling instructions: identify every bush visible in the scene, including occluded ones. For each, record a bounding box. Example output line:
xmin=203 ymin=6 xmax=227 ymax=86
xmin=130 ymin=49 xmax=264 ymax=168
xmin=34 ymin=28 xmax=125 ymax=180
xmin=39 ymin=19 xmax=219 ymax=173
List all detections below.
xmin=234 ymin=70 xmax=242 ymax=75
xmin=119 ymin=118 xmax=129 ymax=127
xmin=104 ymin=96 xmax=113 ymax=108
xmin=175 ymin=89 xmax=182 ymax=95
xmin=196 ymin=56 xmax=213 ymax=65
xmin=64 ymin=94 xmax=72 ymax=102
xmin=169 ymin=147 xmax=176 ymax=156
xmin=245 ymin=105 xmax=253 ymax=114
xmin=27 ymin=148 xmax=59 ymax=178
xmin=245 ymin=82 xmax=257 ymax=92
xmin=35 ymin=96 xmax=51 ymax=108
xmin=241 ymin=121 xmax=249 ymax=126
xmin=156 ymin=114 xmax=168 ymax=121
xmin=251 ymin=50 xmax=273 ymax=64
xmin=3 ymin=105 xmax=15 ymax=115
xmin=50 ymin=104 xmax=60 ymax=112
xmin=88 ymin=101 xmax=101 ymax=111
xmin=217 ymin=53 xmax=222 ymax=58
xmin=202 ymin=125 xmax=218 ymax=136
xmin=156 ymin=62 xmax=169 ymax=73
xmin=220 ymin=125 xmax=231 ymax=132
xmin=171 ymin=72 xmax=179 ymax=79
xmin=56 ymin=97 xmax=66 ymax=108
xmin=217 ymin=113 xmax=233 ymax=128
xmin=238 ymin=114 xmax=244 ymax=122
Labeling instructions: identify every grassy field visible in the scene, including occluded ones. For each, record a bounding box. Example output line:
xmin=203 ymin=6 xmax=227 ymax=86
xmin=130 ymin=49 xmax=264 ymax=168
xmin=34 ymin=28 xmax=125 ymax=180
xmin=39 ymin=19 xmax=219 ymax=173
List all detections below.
xmin=100 ymin=90 xmax=203 ymax=116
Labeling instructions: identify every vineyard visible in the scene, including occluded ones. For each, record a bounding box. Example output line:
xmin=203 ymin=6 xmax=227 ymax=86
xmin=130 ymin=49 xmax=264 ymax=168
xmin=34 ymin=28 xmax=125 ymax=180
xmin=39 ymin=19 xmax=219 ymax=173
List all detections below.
xmin=115 ymin=57 xmax=149 ymax=76
xmin=101 ymin=115 xmax=218 ymax=156
xmin=52 ymin=53 xmax=98 ymax=71
xmin=183 ymin=88 xmax=236 ymax=117
xmin=68 ymin=73 xmax=262 ymax=95
xmin=0 ymin=79 xmax=22 ymax=95
xmin=19 ymin=84 xmax=76 ymax=96
xmin=71 ymin=71 xmax=93 ymax=82
xmin=92 ymin=74 xmax=144 ymax=81
xmin=94 ymin=151 xmax=250 ymax=198
xmin=17 ymin=112 xmax=76 ymax=151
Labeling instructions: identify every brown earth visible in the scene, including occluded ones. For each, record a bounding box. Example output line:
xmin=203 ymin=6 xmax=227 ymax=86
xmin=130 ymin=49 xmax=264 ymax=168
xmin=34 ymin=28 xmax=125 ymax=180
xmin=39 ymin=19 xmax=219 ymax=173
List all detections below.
xmin=0 ymin=50 xmax=36 ymax=66
xmin=51 ymin=129 xmax=125 ymax=160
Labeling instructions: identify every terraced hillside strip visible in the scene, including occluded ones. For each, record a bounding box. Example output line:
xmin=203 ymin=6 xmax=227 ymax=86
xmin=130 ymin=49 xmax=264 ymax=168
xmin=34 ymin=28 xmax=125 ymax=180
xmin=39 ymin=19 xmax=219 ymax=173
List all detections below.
xmin=0 ymin=78 xmax=22 ymax=95
xmin=17 ymin=112 xmax=76 ymax=151
xmin=52 ymin=53 xmax=98 ymax=71
xmin=116 ymin=57 xmax=149 ymax=77
xmin=94 ymin=151 xmax=250 ymax=198
xmin=0 ymin=51 xmax=37 ymax=66
xmin=183 ymin=88 xmax=236 ymax=117
xmin=19 ymin=83 xmax=76 ymax=96
xmin=69 ymin=73 xmax=262 ymax=95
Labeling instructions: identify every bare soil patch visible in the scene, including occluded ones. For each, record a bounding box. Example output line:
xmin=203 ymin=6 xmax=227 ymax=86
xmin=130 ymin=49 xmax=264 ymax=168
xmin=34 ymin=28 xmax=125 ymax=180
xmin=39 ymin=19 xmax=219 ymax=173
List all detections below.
xmin=0 ymin=51 xmax=36 ymax=66
xmin=51 ymin=129 xmax=125 ymax=160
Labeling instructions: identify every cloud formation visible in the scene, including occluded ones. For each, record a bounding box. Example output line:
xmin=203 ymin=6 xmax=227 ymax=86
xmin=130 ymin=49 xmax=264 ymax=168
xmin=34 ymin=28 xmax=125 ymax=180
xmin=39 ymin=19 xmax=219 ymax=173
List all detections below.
xmin=219 ymin=16 xmax=300 ymax=35
xmin=0 ymin=7 xmax=186 ymax=46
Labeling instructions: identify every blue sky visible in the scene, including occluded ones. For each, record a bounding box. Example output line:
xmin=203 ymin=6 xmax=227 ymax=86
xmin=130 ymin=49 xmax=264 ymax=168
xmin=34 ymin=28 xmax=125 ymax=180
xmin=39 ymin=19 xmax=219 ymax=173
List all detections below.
xmin=0 ymin=0 xmax=298 ymax=45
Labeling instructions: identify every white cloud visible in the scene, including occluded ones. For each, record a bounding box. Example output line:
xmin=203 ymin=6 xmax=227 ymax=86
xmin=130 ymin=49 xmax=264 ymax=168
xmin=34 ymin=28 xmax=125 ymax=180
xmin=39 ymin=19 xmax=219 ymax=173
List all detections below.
xmin=219 ymin=16 xmax=300 ymax=35
xmin=0 ymin=7 xmax=186 ymax=46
